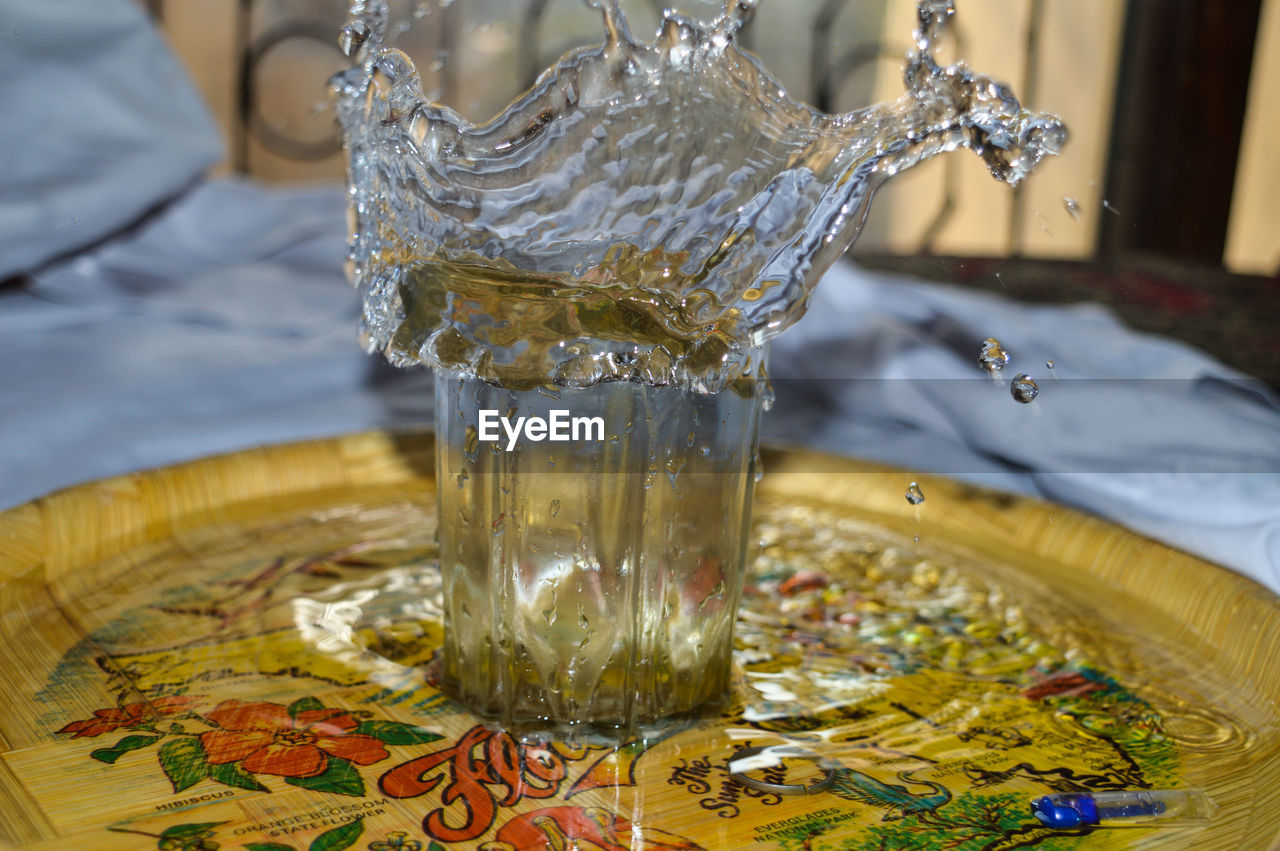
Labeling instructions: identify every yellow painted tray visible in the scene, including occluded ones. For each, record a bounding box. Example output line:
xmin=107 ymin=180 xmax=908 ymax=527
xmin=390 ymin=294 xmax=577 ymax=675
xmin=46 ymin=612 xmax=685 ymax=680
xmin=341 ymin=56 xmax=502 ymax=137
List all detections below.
xmin=1 ymin=433 xmax=1277 ymax=850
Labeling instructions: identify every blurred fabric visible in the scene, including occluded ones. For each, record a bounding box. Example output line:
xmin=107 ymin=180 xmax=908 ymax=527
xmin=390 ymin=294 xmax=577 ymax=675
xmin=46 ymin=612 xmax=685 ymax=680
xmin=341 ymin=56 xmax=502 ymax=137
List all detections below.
xmin=767 ymin=265 xmax=1280 ymax=591
xmin=0 ymin=0 xmax=222 ymax=281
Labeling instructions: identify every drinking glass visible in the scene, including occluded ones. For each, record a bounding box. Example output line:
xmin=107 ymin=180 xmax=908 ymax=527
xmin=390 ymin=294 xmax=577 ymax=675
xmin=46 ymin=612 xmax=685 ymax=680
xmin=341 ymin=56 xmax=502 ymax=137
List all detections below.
xmin=433 ymin=363 xmax=766 ymax=738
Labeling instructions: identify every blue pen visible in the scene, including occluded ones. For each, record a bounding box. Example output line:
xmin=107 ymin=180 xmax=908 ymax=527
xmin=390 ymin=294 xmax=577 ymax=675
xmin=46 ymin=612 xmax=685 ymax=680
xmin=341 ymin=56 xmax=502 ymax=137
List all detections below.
xmin=1031 ymin=790 xmax=1215 ymax=828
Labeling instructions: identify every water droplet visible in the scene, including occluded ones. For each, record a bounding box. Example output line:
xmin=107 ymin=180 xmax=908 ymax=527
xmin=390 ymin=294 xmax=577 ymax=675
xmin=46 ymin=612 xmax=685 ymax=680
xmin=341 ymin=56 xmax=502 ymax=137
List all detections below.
xmin=978 ymin=338 xmax=1010 ymax=374
xmin=1045 ymin=359 xmax=1055 ymax=370
xmin=555 ymin=352 xmax=605 ymax=387
xmin=373 ymin=50 xmax=415 ymax=88
xmin=338 ymin=20 xmax=370 ymax=57
xmin=1102 ymin=199 xmax=1120 ymax=216
xmin=463 ymin=424 xmax=479 ymax=462
xmin=549 ymin=499 xmax=561 ymax=518
xmin=718 ymin=0 xmax=760 ymax=38
xmin=905 ymin=482 xmax=925 ymax=505
xmin=1011 ymin=374 xmax=1039 ymax=404
xmin=492 ymin=513 xmax=505 ymax=535
xmin=1063 ymin=197 xmax=1081 ymax=220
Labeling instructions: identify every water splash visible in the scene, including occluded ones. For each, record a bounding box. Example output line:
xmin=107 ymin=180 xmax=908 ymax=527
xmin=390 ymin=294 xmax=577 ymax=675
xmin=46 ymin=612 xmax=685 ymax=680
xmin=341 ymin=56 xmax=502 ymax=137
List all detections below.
xmin=1011 ymin=374 xmax=1039 ymax=404
xmin=905 ymin=482 xmax=926 ymax=506
xmin=978 ymin=338 xmax=1010 ymax=374
xmin=338 ymin=19 xmax=371 ymax=58
xmin=336 ymin=0 xmax=1066 ymax=391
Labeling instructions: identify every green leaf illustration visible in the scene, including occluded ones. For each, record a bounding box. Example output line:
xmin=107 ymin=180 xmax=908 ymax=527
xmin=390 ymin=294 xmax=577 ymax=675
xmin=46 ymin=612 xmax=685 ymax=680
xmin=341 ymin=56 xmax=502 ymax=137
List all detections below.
xmin=309 ymin=818 xmax=363 ymax=851
xmin=284 ymin=757 xmax=364 ymax=797
xmin=159 ymin=737 xmax=212 ymax=793
xmin=244 ymin=843 xmax=296 ymax=851
xmin=210 ymin=759 xmax=269 ymax=792
xmin=427 ymin=843 xmax=447 ymax=851
xmin=89 ymin=734 xmax=161 ymax=764
xmin=353 ymin=720 xmax=443 ymax=746
xmin=160 ymin=821 xmax=228 ymax=840
xmin=287 ymin=696 xmax=325 ymax=718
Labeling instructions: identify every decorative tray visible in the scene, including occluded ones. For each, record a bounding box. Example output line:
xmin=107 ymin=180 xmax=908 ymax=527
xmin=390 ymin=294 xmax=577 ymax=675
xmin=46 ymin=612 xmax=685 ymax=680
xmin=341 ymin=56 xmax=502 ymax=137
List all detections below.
xmin=1 ymin=433 xmax=1276 ymax=850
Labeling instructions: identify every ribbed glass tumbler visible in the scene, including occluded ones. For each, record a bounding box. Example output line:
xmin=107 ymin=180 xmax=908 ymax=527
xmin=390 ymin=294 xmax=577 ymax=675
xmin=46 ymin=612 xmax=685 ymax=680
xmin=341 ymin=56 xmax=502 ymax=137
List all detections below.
xmin=433 ymin=366 xmax=766 ymax=740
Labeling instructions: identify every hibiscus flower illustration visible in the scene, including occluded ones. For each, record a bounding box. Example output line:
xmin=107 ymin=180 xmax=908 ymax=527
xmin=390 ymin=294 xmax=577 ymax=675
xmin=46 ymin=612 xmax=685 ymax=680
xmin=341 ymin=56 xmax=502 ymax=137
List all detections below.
xmin=58 ymin=696 xmax=198 ymax=739
xmin=199 ymin=700 xmax=389 ymax=778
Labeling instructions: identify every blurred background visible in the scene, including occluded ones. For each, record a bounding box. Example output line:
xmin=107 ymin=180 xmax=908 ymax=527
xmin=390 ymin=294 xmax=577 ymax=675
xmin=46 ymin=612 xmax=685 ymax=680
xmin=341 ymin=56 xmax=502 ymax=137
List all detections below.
xmin=138 ymin=0 xmax=1280 ymax=385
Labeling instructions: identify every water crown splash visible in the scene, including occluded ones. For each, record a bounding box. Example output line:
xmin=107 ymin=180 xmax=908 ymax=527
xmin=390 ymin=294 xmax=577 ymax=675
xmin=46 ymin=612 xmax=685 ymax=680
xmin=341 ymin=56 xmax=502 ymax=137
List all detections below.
xmin=334 ymin=0 xmax=1066 ymax=391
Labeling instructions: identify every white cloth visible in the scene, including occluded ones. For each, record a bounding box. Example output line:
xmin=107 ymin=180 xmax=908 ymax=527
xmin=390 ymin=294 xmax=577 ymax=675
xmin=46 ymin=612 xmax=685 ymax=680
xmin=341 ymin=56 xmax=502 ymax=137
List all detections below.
xmin=0 ymin=0 xmax=222 ymax=280
xmin=1 ymin=180 xmax=433 ymax=507
xmin=2 ymin=179 xmax=1278 ymax=594
xmin=768 ymin=265 xmax=1280 ymax=590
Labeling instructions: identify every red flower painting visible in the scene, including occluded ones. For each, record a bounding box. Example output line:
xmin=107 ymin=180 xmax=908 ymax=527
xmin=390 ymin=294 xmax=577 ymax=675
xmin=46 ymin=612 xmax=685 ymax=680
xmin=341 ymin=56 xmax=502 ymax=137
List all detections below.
xmin=58 ymin=696 xmax=198 ymax=738
xmin=199 ymin=700 xmax=389 ymax=778
xmin=57 ymin=692 xmax=442 ymax=798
